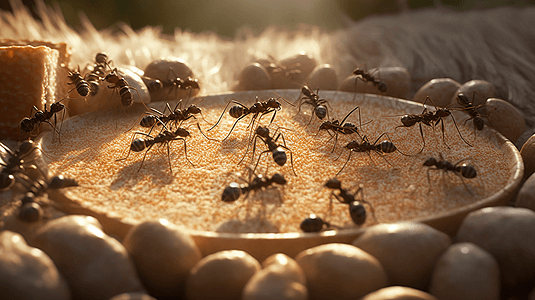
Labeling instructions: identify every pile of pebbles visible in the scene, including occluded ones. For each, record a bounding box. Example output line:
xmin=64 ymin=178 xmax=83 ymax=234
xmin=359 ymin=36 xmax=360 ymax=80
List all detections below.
xmin=2 ymin=206 xmax=535 ymax=300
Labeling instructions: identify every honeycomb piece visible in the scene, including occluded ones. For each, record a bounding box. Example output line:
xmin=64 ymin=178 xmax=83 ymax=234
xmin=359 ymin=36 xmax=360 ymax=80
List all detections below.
xmin=0 ymin=45 xmax=59 ymax=140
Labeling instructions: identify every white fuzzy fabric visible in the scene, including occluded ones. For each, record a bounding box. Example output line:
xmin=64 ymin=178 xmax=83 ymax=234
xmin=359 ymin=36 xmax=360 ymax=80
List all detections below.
xmin=1 ymin=0 xmax=534 ymax=145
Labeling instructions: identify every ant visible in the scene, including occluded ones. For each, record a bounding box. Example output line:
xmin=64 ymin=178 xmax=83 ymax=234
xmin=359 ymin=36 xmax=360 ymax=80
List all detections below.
xmin=20 ymin=97 xmax=68 ymax=139
xmin=258 ymin=55 xmax=302 ymax=83
xmin=337 ymin=133 xmax=397 ymax=175
xmin=103 ymin=68 xmax=147 ymax=109
xmin=423 ymin=154 xmax=477 ymax=194
xmin=142 ymin=69 xmax=200 ymax=101
xmin=84 ymin=52 xmax=114 ymax=97
xmin=395 ymin=96 xmax=472 ymax=154
xmin=294 ymin=85 xmax=331 ymax=124
xmin=116 ymin=125 xmax=194 ymax=173
xmin=67 ymin=67 xmax=90 ymax=98
xmin=455 ymin=92 xmax=486 ymax=132
xmin=352 ymin=66 xmax=387 ymax=93
xmin=324 ymin=178 xmax=376 ymax=226
xmin=300 ymin=214 xmax=340 ymax=232
xmin=239 ymin=126 xmax=296 ymax=176
xmin=318 ymin=105 xmax=366 ymax=152
xmin=221 ymin=170 xmax=287 ymax=203
xmin=0 ymin=140 xmax=45 ymax=191
xmin=208 ymin=96 xmax=288 ymax=141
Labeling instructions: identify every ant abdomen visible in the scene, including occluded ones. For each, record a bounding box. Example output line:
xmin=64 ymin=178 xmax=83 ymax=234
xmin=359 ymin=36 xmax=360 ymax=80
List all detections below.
xmin=315 ymin=105 xmax=327 ymax=119
xmin=272 ymin=147 xmax=287 ymax=166
xmin=300 ymin=214 xmax=327 ymax=233
xmin=270 ymin=173 xmax=287 ymax=185
xmin=349 ymin=201 xmax=366 ymax=225
xmin=140 ymin=115 xmax=157 ymax=128
xmin=229 ymin=105 xmax=245 ymax=118
xmin=378 ymin=141 xmax=397 ymax=153
xmin=459 ymin=164 xmax=477 ymax=178
xmin=131 ymin=139 xmax=147 ymax=152
xmin=222 ymin=183 xmax=242 ymax=202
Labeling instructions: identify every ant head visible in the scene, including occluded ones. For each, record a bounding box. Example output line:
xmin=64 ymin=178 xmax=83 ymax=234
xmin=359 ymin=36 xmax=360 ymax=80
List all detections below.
xmin=456 ymin=93 xmax=471 ymax=106
xmin=187 ymin=105 xmax=202 ymax=114
xmin=256 ymin=126 xmax=270 ymax=137
xmin=95 ymin=52 xmax=108 ymax=64
xmin=222 ymin=183 xmax=242 ymax=202
xmin=300 ymin=214 xmax=326 ymax=232
xmin=325 ymin=178 xmax=342 ymax=190
xmin=436 ymin=108 xmax=451 ymax=117
xmin=271 ymin=173 xmax=287 ymax=185
xmin=345 ymin=140 xmax=359 ymax=150
xmin=423 ymin=157 xmax=437 ymax=166
xmin=175 ymin=128 xmax=191 ymax=138
xmin=266 ymin=98 xmax=281 ymax=108
xmin=459 ymin=164 xmax=477 ymax=178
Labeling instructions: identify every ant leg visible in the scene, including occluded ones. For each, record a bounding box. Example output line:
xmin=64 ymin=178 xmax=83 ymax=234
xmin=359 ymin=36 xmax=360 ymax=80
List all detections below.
xmin=136 ymin=143 xmax=156 ymax=173
xmin=116 ymin=131 xmax=153 ymax=162
xmin=174 ymin=137 xmax=195 ymax=167
xmin=449 ymin=114 xmax=473 ymax=147
xmin=416 ymin=123 xmax=426 ymax=154
xmin=238 ymin=134 xmax=261 ymax=166
xmin=252 ymin=149 xmax=271 ymax=174
xmin=341 ymin=105 xmax=361 ymax=125
xmin=336 ymin=150 xmax=353 ymax=176
xmin=222 ymin=114 xmax=248 ymax=141
xmin=195 ymin=122 xmax=220 ymax=142
xmin=331 ymin=132 xmax=339 ymax=153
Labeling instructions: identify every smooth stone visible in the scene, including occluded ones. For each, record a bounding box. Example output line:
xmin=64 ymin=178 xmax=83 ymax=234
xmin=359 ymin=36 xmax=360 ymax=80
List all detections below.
xmin=352 ymin=222 xmax=451 ymax=289
xmin=307 ymin=64 xmax=338 ymax=91
xmin=516 ymin=172 xmax=535 ymax=211
xmin=360 ymin=286 xmax=439 ymax=300
xmin=338 ymin=67 xmax=411 ymax=99
xmin=429 ymin=242 xmax=500 ymax=300
xmin=143 ymin=58 xmax=199 ymax=101
xmin=185 ymin=250 xmax=261 ymax=300
xmin=262 ymin=253 xmax=307 ymax=286
xmin=456 ymin=206 xmax=535 ymax=291
xmin=413 ymin=78 xmax=462 ymax=107
xmin=31 ymin=215 xmax=145 ymax=300
xmin=237 ymin=63 xmax=272 ymax=91
xmin=270 ymin=53 xmax=316 ymax=89
xmin=295 ymin=243 xmax=388 ymax=300
xmin=0 ymin=231 xmax=70 ymax=300
xmin=485 ymin=98 xmax=525 ymax=144
xmin=450 ymin=79 xmax=495 ymax=107
xmin=520 ymin=134 xmax=535 ymax=179
xmin=108 ymin=292 xmax=157 ymax=300
xmin=242 ymin=264 xmax=308 ymax=300
xmin=123 ymin=219 xmax=202 ymax=299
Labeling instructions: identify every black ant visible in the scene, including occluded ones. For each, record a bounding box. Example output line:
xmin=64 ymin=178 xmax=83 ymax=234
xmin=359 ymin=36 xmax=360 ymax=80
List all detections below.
xmin=20 ymin=97 xmax=68 ymax=139
xmin=208 ymin=96 xmax=288 ymax=141
xmin=239 ymin=126 xmax=296 ymax=176
xmin=103 ymin=68 xmax=147 ymax=109
xmin=337 ymin=133 xmax=397 ymax=175
xmin=116 ymin=125 xmax=194 ymax=173
xmin=294 ymin=85 xmax=331 ymax=124
xmin=221 ymin=171 xmax=287 ymax=203
xmin=300 ymin=214 xmax=340 ymax=232
xmin=455 ymin=92 xmax=486 ymax=131
xmin=258 ymin=55 xmax=302 ymax=83
xmin=142 ymin=68 xmax=200 ymax=101
xmin=84 ymin=52 xmax=113 ymax=97
xmin=423 ymin=154 xmax=477 ymax=194
xmin=67 ymin=67 xmax=90 ymax=98
xmin=0 ymin=140 xmax=45 ymax=191
xmin=395 ymin=96 xmax=472 ymax=154
xmin=352 ymin=67 xmax=387 ymax=93
xmin=318 ymin=105 xmax=366 ymax=152
xmin=324 ymin=178 xmax=376 ymax=226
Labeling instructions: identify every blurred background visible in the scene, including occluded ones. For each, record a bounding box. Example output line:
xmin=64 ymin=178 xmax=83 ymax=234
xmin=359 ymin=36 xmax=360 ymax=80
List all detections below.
xmin=1 ymin=0 xmax=533 ymax=37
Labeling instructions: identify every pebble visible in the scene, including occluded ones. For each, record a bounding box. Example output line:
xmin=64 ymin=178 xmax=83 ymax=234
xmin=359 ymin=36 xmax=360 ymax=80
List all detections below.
xmin=143 ymin=58 xmax=199 ymax=101
xmin=185 ymin=250 xmax=261 ymax=300
xmin=242 ymin=264 xmax=308 ymax=300
xmin=307 ymin=64 xmax=338 ymax=91
xmin=428 ymin=242 xmax=500 ymax=300
xmin=122 ymin=219 xmax=202 ymax=299
xmin=520 ymin=134 xmax=535 ymax=179
xmin=279 ymin=52 xmax=317 ymax=79
xmin=271 ymin=53 xmax=317 ymax=89
xmin=0 ymin=231 xmax=70 ymax=300
xmin=360 ymin=286 xmax=438 ymax=300
xmin=413 ymin=78 xmax=462 ymax=107
xmin=516 ymin=172 xmax=535 ymax=211
xmin=295 ymin=243 xmax=388 ymax=300
xmin=450 ymin=79 xmax=495 ymax=107
xmin=31 ymin=215 xmax=145 ymax=300
xmin=262 ymin=253 xmax=307 ymax=286
xmin=485 ymin=98 xmax=525 ymax=144
xmin=237 ymin=63 xmax=272 ymax=91
xmin=338 ymin=67 xmax=411 ymax=99
xmin=352 ymin=222 xmax=451 ymax=289
xmin=108 ymin=292 xmax=157 ymax=300
xmin=456 ymin=206 xmax=535 ymax=291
